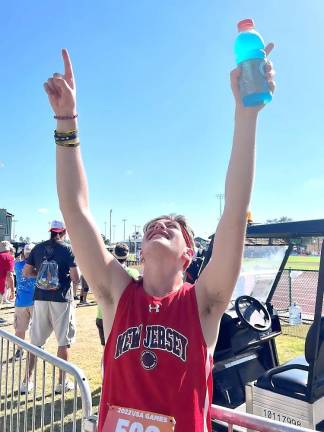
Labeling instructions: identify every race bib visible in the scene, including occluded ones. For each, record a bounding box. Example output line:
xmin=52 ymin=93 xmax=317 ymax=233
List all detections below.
xmin=103 ymin=405 xmax=176 ymax=432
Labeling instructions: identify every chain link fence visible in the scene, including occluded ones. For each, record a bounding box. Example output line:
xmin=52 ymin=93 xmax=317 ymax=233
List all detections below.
xmin=272 ymin=268 xmax=323 ymax=338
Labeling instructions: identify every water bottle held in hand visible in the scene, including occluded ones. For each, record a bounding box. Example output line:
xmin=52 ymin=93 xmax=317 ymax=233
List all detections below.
xmin=235 ymin=19 xmax=272 ymax=107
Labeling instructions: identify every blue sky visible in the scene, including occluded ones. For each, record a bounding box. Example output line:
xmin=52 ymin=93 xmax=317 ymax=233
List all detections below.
xmin=2 ymin=1 xmax=324 ymax=242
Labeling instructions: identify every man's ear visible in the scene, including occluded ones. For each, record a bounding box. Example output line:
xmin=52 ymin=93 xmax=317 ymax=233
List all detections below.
xmin=140 ymin=250 xmax=144 ymax=263
xmin=182 ymin=247 xmax=194 ymax=271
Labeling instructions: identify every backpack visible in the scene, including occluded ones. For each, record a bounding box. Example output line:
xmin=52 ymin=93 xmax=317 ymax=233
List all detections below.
xmin=36 ymin=245 xmax=60 ymax=291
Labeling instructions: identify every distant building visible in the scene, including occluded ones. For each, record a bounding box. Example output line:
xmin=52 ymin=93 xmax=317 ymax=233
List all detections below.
xmin=195 ymin=236 xmax=210 ymax=250
xmin=0 ymin=209 xmax=13 ymax=241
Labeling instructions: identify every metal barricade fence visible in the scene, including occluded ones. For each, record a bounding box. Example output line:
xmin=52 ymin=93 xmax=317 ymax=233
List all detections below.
xmin=1 ymin=330 xmax=317 ymax=432
xmin=0 ymin=329 xmax=96 ymax=432
xmin=211 ymin=404 xmax=315 ymax=432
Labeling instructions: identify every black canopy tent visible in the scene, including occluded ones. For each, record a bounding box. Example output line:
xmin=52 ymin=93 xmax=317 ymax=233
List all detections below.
xmin=246 ymin=218 xmax=324 ymax=241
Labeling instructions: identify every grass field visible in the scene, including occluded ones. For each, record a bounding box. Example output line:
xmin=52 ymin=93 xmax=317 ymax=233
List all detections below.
xmin=275 ymin=333 xmax=305 ymax=363
xmin=285 ymin=255 xmax=320 ymax=270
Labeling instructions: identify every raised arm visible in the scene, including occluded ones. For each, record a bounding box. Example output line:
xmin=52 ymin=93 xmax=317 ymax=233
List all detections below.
xmin=196 ymin=44 xmax=276 ymax=347
xmin=44 ymin=49 xmax=131 ymax=306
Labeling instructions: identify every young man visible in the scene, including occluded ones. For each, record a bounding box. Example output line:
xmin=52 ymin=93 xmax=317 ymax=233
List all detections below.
xmin=13 ymin=243 xmax=36 ymax=359
xmin=44 ymin=47 xmax=275 ymax=430
xmin=22 ymin=220 xmax=80 ymax=393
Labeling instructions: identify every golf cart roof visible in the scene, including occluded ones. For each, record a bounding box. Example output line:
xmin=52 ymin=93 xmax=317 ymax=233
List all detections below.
xmin=246 ymin=219 xmax=324 ymax=239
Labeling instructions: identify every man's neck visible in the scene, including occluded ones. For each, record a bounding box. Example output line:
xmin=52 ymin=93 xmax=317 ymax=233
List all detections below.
xmin=143 ymin=265 xmax=184 ymax=297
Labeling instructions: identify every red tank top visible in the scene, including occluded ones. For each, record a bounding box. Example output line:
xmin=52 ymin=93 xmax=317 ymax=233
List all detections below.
xmin=98 ymin=279 xmax=213 ymax=431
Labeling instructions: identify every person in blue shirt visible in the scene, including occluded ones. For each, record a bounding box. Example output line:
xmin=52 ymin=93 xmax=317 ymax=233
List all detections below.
xmin=13 ymin=243 xmax=36 ymax=359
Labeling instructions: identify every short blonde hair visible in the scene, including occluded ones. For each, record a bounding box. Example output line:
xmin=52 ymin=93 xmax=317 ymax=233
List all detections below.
xmin=143 ymin=214 xmax=195 ymax=249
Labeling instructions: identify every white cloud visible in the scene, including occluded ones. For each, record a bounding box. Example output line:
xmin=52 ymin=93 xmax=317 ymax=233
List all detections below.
xmin=304 ymin=178 xmax=324 ymax=191
xmin=0 ymin=161 xmax=4 ymax=168
xmin=37 ymin=208 xmax=49 ymax=214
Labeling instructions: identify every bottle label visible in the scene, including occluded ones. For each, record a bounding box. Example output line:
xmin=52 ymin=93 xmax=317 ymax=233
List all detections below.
xmin=239 ymin=58 xmax=270 ymax=104
xmin=289 ymin=305 xmax=302 ymax=326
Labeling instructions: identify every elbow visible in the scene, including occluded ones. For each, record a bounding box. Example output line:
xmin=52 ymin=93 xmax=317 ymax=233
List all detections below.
xmin=59 ymin=197 xmax=88 ymax=216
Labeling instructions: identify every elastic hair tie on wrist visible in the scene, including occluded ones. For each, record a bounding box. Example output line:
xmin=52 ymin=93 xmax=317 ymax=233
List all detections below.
xmin=54 ymin=114 xmax=78 ymax=120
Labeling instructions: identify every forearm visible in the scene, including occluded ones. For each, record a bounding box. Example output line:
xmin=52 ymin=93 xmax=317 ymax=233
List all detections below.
xmin=224 ymin=108 xmax=258 ymax=219
xmin=56 ymin=118 xmax=89 ymax=214
xmin=6 ymin=274 xmax=14 ymax=291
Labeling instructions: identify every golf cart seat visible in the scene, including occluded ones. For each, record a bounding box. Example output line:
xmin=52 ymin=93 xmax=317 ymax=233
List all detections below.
xmin=255 ymin=317 xmax=324 ymax=402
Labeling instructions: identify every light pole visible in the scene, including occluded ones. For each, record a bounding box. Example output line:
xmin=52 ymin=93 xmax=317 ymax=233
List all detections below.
xmin=104 ymin=221 xmax=107 ymax=239
xmin=12 ymin=219 xmax=18 ymax=240
xmin=133 ymin=225 xmax=140 ymax=255
xmin=216 ymin=193 xmax=224 ymax=220
xmin=109 ymin=209 xmax=112 ymax=244
xmin=122 ymin=219 xmax=127 ymax=241
xmin=112 ymin=225 xmax=116 ymax=243
xmin=133 ymin=225 xmax=137 ymax=255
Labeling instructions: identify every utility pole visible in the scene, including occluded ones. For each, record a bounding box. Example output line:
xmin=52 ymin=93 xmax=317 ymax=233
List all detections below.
xmin=216 ymin=193 xmax=224 ymax=220
xmin=104 ymin=221 xmax=107 ymax=239
xmin=109 ymin=209 xmax=112 ymax=244
xmin=12 ymin=219 xmax=18 ymax=240
xmin=133 ymin=225 xmax=138 ymax=256
xmin=122 ymin=219 xmax=127 ymax=241
xmin=112 ymin=225 xmax=116 ymax=243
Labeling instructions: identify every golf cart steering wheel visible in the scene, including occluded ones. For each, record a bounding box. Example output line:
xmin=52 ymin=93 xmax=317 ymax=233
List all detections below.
xmin=235 ymin=295 xmax=271 ymax=332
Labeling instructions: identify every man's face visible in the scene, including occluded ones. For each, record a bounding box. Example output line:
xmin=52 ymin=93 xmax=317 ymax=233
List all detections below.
xmin=142 ymin=218 xmax=190 ymax=262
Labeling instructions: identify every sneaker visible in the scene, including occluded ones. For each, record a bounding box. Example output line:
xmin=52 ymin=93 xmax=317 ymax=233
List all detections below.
xmin=55 ymin=380 xmax=74 ymax=394
xmin=20 ymin=381 xmax=34 ymax=394
xmin=78 ymin=300 xmax=89 ymax=305
xmin=74 ymin=296 xmax=80 ymax=301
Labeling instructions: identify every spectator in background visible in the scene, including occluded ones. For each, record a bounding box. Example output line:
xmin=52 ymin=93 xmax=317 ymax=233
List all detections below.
xmin=72 ymin=279 xmax=81 ymax=301
xmin=2 ymin=243 xmax=16 ymax=305
xmin=79 ymin=275 xmax=89 ymax=304
xmin=13 ymin=243 xmax=36 ymax=359
xmin=9 ymin=244 xmax=16 ymax=257
xmin=0 ymin=241 xmax=15 ymax=311
xmin=21 ymin=220 xmax=80 ymax=394
xmin=96 ymin=243 xmax=139 ymax=346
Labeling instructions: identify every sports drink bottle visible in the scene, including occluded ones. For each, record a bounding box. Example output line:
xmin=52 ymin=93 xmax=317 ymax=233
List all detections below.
xmin=234 ymin=19 xmax=272 ymax=107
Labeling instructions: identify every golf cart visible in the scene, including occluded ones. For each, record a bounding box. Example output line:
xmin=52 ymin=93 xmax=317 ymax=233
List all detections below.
xmin=188 ymin=219 xmax=324 ymax=430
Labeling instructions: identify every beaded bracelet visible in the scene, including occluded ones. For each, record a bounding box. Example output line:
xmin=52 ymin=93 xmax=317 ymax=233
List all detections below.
xmin=54 ymin=114 xmax=78 ymax=120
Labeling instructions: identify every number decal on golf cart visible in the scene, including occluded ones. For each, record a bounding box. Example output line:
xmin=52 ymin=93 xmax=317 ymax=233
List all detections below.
xmin=263 ymin=409 xmax=302 ymax=426
xmin=103 ymin=405 xmax=175 ymax=432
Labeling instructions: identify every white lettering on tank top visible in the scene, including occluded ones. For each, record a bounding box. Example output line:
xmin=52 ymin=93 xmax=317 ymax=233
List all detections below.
xmin=114 ymin=324 xmax=188 ymax=362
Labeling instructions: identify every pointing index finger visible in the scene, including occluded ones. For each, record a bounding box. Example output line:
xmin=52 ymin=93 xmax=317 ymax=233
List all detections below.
xmin=62 ymin=48 xmax=75 ymax=87
xmin=264 ymin=42 xmax=274 ymax=57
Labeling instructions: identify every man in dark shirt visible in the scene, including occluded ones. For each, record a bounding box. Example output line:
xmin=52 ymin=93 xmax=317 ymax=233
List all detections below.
xmin=22 ymin=220 xmax=80 ymax=394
